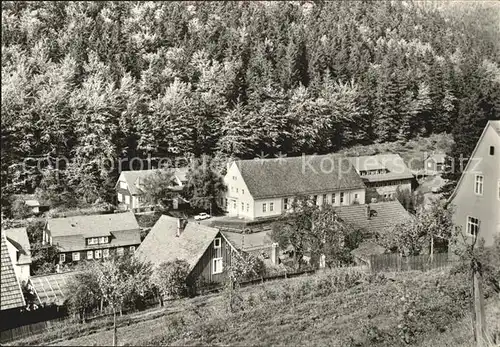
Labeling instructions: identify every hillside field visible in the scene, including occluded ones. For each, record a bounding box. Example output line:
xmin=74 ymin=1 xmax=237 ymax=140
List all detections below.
xmin=9 ymin=267 xmax=499 ymax=347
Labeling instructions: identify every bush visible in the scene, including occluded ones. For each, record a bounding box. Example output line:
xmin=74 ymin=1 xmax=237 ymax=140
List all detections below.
xmin=153 ymin=259 xmax=192 ymax=300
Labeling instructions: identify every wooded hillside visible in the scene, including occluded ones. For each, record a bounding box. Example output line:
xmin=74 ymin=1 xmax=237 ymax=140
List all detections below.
xmin=1 ymin=1 xmax=499 ymax=210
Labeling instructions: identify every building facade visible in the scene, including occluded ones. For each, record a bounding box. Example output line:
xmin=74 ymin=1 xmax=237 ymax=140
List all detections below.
xmin=115 ymin=168 xmax=188 ymax=211
xmin=44 ymin=212 xmax=142 ymax=264
xmin=347 ymin=154 xmax=414 ymax=200
xmin=4 ymin=228 xmax=32 ymax=283
xmin=224 ymin=155 xmax=367 ymax=221
xmin=136 ymin=216 xmax=236 ymax=286
xmin=449 ymin=120 xmax=500 ymax=247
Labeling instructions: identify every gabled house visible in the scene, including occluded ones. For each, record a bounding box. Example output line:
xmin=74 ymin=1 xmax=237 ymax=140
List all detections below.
xmin=43 ymin=212 xmax=141 ymax=264
xmin=115 ymin=168 xmax=189 ymax=211
xmin=449 ymin=120 xmax=500 ymax=247
xmin=424 ymin=152 xmax=447 ymax=174
xmin=224 ymin=154 xmax=366 ymax=221
xmin=4 ymin=227 xmax=32 ymax=283
xmin=135 ymin=215 xmax=236 ymax=286
xmin=347 ymin=154 xmax=414 ymax=200
xmin=1 ymin=234 xmax=26 ymax=315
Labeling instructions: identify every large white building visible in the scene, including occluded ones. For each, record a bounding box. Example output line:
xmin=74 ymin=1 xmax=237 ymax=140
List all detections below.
xmin=224 ymin=154 xmax=366 ymax=220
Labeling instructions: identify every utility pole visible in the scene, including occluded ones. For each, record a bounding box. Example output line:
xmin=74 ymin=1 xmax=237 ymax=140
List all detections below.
xmin=470 ymin=222 xmax=488 ymax=347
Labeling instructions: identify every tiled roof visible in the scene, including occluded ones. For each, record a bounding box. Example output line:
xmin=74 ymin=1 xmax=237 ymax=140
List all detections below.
xmin=222 ymin=230 xmax=273 ymax=252
xmin=29 ymin=271 xmax=79 ymax=306
xmin=235 ymin=154 xmax=365 ymax=199
xmin=48 ymin=212 xmax=139 ymax=238
xmin=135 ymin=215 xmax=220 ymax=270
xmin=120 ymin=168 xmax=189 ymax=195
xmin=5 ymin=227 xmax=32 ymax=265
xmin=1 ymin=235 xmax=26 ymax=311
xmin=347 ymin=154 xmax=414 ymax=182
xmin=333 ymin=201 xmax=410 ymax=236
xmin=425 ymin=153 xmax=446 ymax=162
xmin=48 ymin=212 xmax=141 ymax=252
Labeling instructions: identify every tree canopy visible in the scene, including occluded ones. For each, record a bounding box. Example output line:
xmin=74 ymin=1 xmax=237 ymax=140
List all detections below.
xmin=1 ymin=1 xmax=499 ymax=211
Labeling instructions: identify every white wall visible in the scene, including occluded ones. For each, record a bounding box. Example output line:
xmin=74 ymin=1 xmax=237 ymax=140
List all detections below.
xmin=6 ymin=240 xmax=30 ymax=283
xmin=451 ymin=125 xmax=500 ymax=247
xmin=224 ymin=162 xmax=254 ymax=219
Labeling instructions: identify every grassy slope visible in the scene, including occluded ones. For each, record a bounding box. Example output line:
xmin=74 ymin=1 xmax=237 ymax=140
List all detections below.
xmin=11 ymin=267 xmax=499 ymax=347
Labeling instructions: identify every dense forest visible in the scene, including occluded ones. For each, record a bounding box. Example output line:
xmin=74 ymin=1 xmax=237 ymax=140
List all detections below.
xmin=1 ymin=1 xmax=499 ymax=211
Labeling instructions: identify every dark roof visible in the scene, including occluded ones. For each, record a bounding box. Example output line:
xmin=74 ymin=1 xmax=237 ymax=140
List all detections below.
xmin=347 ymin=154 xmax=414 ymax=182
xmin=29 ymin=271 xmax=79 ymax=306
xmin=5 ymin=227 xmax=32 ymax=265
xmin=1 ymin=235 xmax=26 ymax=311
xmin=48 ymin=212 xmax=141 ymax=252
xmin=334 ymin=201 xmax=410 ymax=236
xmin=235 ymin=154 xmax=365 ymax=199
xmin=119 ymin=168 xmax=189 ymax=195
xmin=222 ymin=230 xmax=273 ymax=252
xmin=135 ymin=215 xmax=222 ymax=270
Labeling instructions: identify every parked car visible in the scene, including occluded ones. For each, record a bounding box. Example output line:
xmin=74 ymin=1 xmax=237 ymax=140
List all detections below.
xmin=194 ymin=212 xmax=211 ymax=221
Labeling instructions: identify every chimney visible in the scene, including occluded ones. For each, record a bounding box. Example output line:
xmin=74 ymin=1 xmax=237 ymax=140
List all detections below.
xmin=176 ymin=218 xmax=184 ymax=237
xmin=366 ymin=204 xmax=371 ymax=220
xmin=271 ymin=242 xmax=279 ymax=265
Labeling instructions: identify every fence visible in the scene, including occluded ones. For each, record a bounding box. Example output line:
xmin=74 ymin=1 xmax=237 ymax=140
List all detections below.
xmin=0 ymin=296 xmax=161 ymax=344
xmin=369 ymin=252 xmax=452 ymax=273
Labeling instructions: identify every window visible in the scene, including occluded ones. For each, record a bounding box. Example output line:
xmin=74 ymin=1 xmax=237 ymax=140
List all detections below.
xmin=270 ymin=202 xmax=274 ymax=212
xmin=246 ymin=203 xmax=249 ymax=212
xmin=340 ymin=192 xmax=344 ymax=204
xmin=323 ymin=194 xmax=327 ymax=205
xmin=117 ymin=247 xmax=124 ymax=256
xmin=354 ymin=193 xmax=358 ymax=200
xmin=467 ymin=217 xmax=480 ymax=237
xmin=59 ymin=254 xmax=65 ymax=263
xmin=124 ymin=195 xmax=130 ymax=205
xmin=474 ymin=175 xmax=484 ymax=195
xmin=99 ymin=236 xmax=109 ymax=244
xmin=103 ymin=249 xmax=109 ymax=258
xmin=212 ymin=258 xmax=223 ymax=274
xmin=332 ymin=193 xmax=336 ymax=204
xmin=119 ymin=181 xmax=127 ymax=189
xmin=313 ymin=195 xmax=318 ymax=205
xmin=94 ymin=249 xmax=102 ymax=259
xmin=284 ymin=198 xmax=289 ymax=210
xmin=490 ymin=146 xmax=495 ymax=156
xmin=232 ymin=176 xmax=237 ymax=180
xmin=129 ymin=246 xmax=136 ymax=253
xmin=233 ymin=201 xmax=236 ymax=209
xmin=87 ymin=251 xmax=93 ymax=260
xmin=263 ymin=203 xmax=267 ymax=212
xmin=88 ymin=238 xmax=98 ymax=245
xmin=72 ymin=252 xmax=80 ymax=261
xmin=242 ymin=189 xmax=244 ymax=195
xmin=236 ymin=188 xmax=239 ymax=193
xmin=117 ymin=193 xmax=123 ymax=202
xmin=242 ymin=202 xmax=244 ymax=211
xmin=214 ymin=238 xmax=221 ymax=249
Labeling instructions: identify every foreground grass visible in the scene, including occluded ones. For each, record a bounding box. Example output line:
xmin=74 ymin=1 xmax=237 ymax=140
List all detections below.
xmin=9 ymin=267 xmax=498 ymax=346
